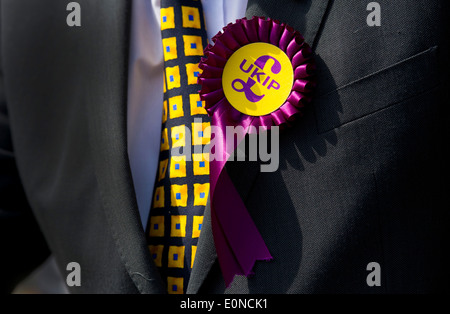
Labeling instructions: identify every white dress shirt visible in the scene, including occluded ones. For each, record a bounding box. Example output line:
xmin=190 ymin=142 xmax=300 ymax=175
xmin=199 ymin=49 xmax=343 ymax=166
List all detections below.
xmin=127 ymin=0 xmax=248 ymax=228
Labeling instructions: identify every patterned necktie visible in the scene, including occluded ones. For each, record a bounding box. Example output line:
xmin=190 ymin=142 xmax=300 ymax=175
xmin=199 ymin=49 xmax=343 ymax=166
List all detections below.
xmin=146 ymin=0 xmax=210 ymax=294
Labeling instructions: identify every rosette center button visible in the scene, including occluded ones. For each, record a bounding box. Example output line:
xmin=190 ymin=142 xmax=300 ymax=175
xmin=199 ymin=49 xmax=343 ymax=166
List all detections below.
xmin=222 ymin=42 xmax=294 ymax=116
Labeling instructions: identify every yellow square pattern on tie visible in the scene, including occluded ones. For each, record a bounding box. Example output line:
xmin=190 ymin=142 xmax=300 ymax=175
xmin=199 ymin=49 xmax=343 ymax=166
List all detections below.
xmin=192 ymin=122 xmax=211 ymax=145
xmin=183 ymin=35 xmax=204 ymax=56
xmin=158 ymin=159 xmax=169 ymax=181
xmin=169 ymin=95 xmax=184 ymax=119
xmin=163 ymin=73 xmax=167 ymax=93
xmin=171 ymin=125 xmax=186 ymax=148
xmin=160 ymin=128 xmax=170 ymax=151
xmin=166 ymin=66 xmax=181 ymax=90
xmin=191 ymin=245 xmax=197 ymax=269
xmin=185 ymin=63 xmax=202 ymax=85
xmin=153 ymin=1 xmax=209 ymax=293
xmin=169 ymin=155 xmax=186 ymax=178
xmin=167 ymin=277 xmax=183 ymax=294
xmin=149 ymin=245 xmax=164 ymax=267
xmin=193 ymin=183 xmax=209 ymax=206
xmin=162 ymin=100 xmax=168 ymax=123
xmin=189 ymin=94 xmax=207 ymax=115
xmin=171 ymin=185 xmax=188 ymax=207
xmin=168 ymin=246 xmax=185 ymax=268
xmin=149 ymin=216 xmax=165 ymax=237
xmin=181 ymin=6 xmax=201 ymax=29
xmin=161 ymin=7 xmax=175 ymax=30
xmin=162 ymin=37 xmax=178 ymax=61
xmin=153 ymin=186 xmax=165 ymax=208
xmin=192 ymin=215 xmax=204 ymax=238
xmin=170 ymin=215 xmax=187 ymax=237
xmin=192 ymin=153 xmax=210 ymax=175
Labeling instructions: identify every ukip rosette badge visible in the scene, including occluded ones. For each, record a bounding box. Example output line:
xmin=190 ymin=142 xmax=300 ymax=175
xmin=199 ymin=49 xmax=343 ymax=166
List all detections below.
xmin=197 ymin=16 xmax=316 ymax=287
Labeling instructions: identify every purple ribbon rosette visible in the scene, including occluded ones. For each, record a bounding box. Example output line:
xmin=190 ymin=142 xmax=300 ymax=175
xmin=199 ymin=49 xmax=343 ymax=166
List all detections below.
xmin=197 ymin=16 xmax=316 ymax=287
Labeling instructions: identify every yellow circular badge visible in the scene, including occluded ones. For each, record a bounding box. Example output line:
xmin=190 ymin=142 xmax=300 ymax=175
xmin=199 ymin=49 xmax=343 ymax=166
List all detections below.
xmin=222 ymin=43 xmax=294 ymax=116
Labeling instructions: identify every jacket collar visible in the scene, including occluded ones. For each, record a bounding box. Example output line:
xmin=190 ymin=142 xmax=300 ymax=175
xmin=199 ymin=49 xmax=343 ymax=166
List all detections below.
xmin=84 ymin=0 xmax=165 ymax=294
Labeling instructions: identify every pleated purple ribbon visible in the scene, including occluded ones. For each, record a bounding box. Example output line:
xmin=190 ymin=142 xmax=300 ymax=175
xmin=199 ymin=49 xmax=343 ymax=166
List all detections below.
xmin=198 ymin=16 xmax=315 ymax=287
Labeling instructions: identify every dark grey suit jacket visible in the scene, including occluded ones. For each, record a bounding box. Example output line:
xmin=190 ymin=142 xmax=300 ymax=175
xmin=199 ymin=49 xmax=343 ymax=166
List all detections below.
xmin=1 ymin=0 xmax=449 ymax=293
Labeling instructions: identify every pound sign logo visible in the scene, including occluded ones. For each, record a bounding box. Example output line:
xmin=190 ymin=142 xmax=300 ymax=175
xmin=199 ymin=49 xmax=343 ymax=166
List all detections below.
xmin=231 ymin=55 xmax=282 ymax=103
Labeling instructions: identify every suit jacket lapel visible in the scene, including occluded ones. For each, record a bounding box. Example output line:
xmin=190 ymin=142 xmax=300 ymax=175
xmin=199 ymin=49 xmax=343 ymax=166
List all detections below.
xmin=246 ymin=0 xmax=332 ymax=47
xmin=187 ymin=0 xmax=331 ymax=294
xmin=84 ymin=0 xmax=165 ymax=294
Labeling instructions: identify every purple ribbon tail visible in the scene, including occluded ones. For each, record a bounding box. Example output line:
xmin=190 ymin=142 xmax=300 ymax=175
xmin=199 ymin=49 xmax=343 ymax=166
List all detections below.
xmin=210 ymin=134 xmax=273 ymax=287
xmin=199 ymin=17 xmax=315 ymax=288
